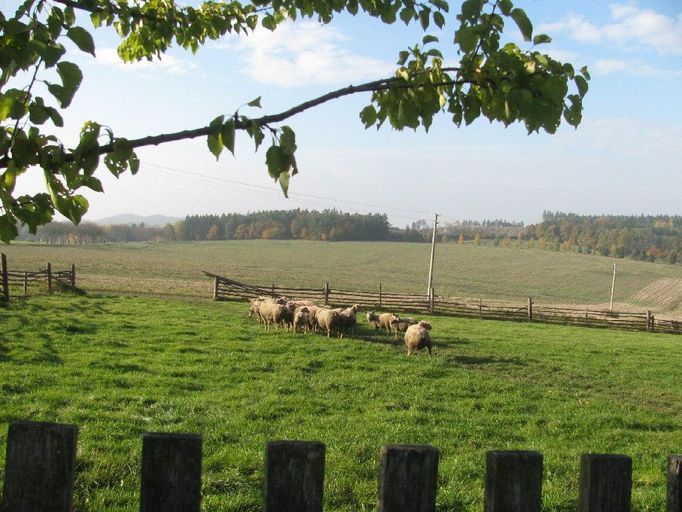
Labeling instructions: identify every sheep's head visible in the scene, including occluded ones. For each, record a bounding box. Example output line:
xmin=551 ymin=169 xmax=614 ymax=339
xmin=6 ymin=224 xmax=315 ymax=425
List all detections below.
xmin=366 ymin=311 xmax=378 ymax=321
xmin=418 ymin=321 xmax=432 ymax=330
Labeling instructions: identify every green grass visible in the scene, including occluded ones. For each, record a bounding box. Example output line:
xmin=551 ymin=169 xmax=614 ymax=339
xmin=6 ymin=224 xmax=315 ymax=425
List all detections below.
xmin=1 ymin=294 xmax=681 ymax=511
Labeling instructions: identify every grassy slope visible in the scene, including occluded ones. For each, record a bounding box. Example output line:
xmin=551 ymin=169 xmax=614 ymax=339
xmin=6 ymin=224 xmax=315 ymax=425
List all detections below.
xmin=1 ymin=295 xmax=681 ymax=511
xmin=3 ymin=241 xmax=682 ymax=314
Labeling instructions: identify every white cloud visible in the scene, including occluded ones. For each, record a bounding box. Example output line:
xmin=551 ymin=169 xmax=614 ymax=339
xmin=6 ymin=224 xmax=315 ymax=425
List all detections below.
xmin=234 ymin=22 xmax=394 ymax=87
xmin=540 ymin=4 xmax=682 ymax=56
xmin=593 ymin=57 xmax=682 ymax=78
xmin=96 ymin=48 xmax=198 ymax=75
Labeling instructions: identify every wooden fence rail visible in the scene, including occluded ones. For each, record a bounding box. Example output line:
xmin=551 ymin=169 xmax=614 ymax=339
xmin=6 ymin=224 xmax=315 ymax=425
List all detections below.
xmin=1 ymin=420 xmax=681 ymax=511
xmin=1 ymin=253 xmax=75 ymax=302
xmin=203 ymin=272 xmax=682 ymax=335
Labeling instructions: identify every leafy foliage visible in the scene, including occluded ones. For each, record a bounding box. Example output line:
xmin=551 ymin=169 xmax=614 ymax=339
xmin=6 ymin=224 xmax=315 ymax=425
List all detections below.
xmin=0 ymin=0 xmax=589 ymax=242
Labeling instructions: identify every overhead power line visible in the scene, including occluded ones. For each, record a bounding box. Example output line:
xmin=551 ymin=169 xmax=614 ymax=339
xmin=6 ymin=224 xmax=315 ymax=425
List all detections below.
xmin=140 ymin=161 xmax=434 ymax=221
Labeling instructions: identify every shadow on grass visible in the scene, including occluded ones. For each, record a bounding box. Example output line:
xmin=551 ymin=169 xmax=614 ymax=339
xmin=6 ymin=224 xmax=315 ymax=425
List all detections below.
xmin=31 ymin=339 xmax=64 ymax=365
xmin=446 ymin=355 xmax=529 ymax=367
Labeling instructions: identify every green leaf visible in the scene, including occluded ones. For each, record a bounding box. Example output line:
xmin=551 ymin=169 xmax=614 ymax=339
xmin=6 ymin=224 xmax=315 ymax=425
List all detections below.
xmin=399 ymin=6 xmax=415 ymax=25
xmin=129 ymin=154 xmax=140 ymax=174
xmin=498 ymin=0 xmax=513 ymax=16
xmin=28 ymin=98 xmax=51 ymax=124
xmin=455 ymin=26 xmax=478 ymax=53
xmin=278 ymin=171 xmax=290 ymax=198
xmin=461 ymin=0 xmax=483 ymax=19
xmin=50 ymin=61 xmax=83 ymax=108
xmin=279 ymin=126 xmax=296 ymax=155
xmin=360 ymin=105 xmax=377 ymax=128
xmin=221 ymin=120 xmax=236 ymax=156
xmin=0 ymin=214 xmax=20 ymax=243
xmin=422 ymin=35 xmax=439 ymax=45
xmin=433 ymin=11 xmax=445 ymax=29
xmin=511 ymin=8 xmax=533 ymax=41
xmin=207 ymin=133 xmax=223 ymax=160
xmin=67 ymin=26 xmax=96 ymax=56
xmin=574 ymin=75 xmax=589 ymax=98
xmin=532 ymin=34 xmax=552 ymax=45
xmin=55 ymin=194 xmax=89 ymax=224
xmin=419 ymin=8 xmax=430 ymax=30
xmin=247 ymin=96 xmax=262 ymax=108
xmin=247 ymin=121 xmax=264 ymax=150
xmin=266 ymin=144 xmax=288 ymax=180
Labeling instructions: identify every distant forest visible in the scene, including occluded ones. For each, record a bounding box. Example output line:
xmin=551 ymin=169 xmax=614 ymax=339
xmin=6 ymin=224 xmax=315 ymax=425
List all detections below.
xmin=14 ymin=210 xmax=682 ymax=264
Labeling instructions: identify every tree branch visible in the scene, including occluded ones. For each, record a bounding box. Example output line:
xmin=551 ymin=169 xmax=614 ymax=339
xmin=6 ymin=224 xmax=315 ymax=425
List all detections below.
xmin=0 ymin=70 xmax=466 ymax=170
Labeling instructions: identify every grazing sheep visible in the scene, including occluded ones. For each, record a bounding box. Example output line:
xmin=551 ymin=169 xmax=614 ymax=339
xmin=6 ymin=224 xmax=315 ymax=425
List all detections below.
xmin=259 ymin=301 xmax=289 ymax=332
xmin=292 ymin=306 xmax=310 ymax=333
xmin=337 ymin=304 xmax=361 ymax=337
xmin=366 ymin=311 xmax=398 ymax=332
xmin=306 ymin=305 xmax=326 ymax=332
xmin=404 ymin=321 xmax=433 ymax=357
xmin=390 ymin=316 xmax=417 ymax=339
xmin=316 ymin=308 xmax=341 ymax=338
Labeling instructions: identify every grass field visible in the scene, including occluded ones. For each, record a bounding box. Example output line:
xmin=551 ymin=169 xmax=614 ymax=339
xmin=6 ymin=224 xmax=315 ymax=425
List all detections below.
xmin=1 ymin=294 xmax=681 ymax=511
xmin=3 ymin=240 xmax=682 ymax=316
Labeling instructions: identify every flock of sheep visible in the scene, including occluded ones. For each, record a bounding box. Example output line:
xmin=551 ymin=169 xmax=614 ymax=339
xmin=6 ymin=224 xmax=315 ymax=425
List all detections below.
xmin=248 ymin=296 xmax=433 ymax=357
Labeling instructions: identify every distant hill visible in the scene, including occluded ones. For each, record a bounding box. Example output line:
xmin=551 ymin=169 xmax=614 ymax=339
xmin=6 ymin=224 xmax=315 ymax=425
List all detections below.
xmin=92 ymin=214 xmax=180 ymax=227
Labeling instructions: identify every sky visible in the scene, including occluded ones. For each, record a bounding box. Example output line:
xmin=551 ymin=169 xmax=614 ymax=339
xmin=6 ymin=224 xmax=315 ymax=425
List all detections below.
xmin=7 ymin=0 xmax=682 ymax=227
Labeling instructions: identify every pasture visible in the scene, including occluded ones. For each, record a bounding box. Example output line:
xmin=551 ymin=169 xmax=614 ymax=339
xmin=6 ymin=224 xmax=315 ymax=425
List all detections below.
xmin=3 ymin=240 xmax=682 ymax=316
xmin=1 ymin=294 xmax=682 ymax=511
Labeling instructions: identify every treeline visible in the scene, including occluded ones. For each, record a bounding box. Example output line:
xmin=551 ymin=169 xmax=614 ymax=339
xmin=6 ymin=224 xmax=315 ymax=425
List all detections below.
xmin=524 ymin=212 xmax=682 ymax=263
xmin=177 ymin=209 xmax=391 ymax=241
xmin=18 ymin=222 xmax=176 ymax=244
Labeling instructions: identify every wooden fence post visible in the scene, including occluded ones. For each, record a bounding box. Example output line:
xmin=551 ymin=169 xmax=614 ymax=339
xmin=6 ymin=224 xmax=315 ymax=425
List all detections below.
xmin=478 ymin=298 xmax=482 ymax=319
xmin=265 ymin=441 xmax=325 ymax=512
xmin=1 ymin=253 xmax=8 ymax=302
xmin=378 ymin=444 xmax=439 ymax=512
xmin=324 ymin=282 xmax=329 ymax=306
xmin=70 ymin=263 xmax=76 ymax=287
xmin=429 ymin=288 xmax=434 ymax=314
xmin=47 ymin=262 xmax=52 ymax=293
xmin=140 ymin=433 xmax=202 ymax=512
xmin=669 ymin=455 xmax=682 ymax=512
xmin=1 ymin=420 xmax=78 ymax=512
xmin=23 ymin=272 xmax=28 ymax=296
xmin=528 ymin=297 xmax=533 ymax=322
xmin=213 ymin=276 xmax=219 ymax=300
xmin=484 ymin=451 xmax=543 ymax=512
xmin=379 ymin=283 xmax=382 ymax=308
xmin=646 ymin=310 xmax=652 ymax=332
xmin=578 ymin=454 xmax=632 ymax=512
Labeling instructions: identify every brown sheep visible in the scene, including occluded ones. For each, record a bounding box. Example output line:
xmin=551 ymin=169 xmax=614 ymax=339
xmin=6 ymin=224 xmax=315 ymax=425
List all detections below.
xmin=404 ymin=321 xmax=433 ymax=357
xmin=390 ymin=316 xmax=417 ymax=339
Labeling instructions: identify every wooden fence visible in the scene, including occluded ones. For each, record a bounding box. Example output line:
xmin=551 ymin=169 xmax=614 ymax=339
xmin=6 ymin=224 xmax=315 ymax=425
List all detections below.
xmin=1 ymin=420 xmax=681 ymax=511
xmin=1 ymin=253 xmax=75 ymax=302
xmin=204 ymin=272 xmax=682 ymax=335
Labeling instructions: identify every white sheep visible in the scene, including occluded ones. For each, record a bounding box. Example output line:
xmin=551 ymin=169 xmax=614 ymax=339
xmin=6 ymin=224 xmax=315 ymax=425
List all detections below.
xmin=404 ymin=321 xmax=433 ymax=357
xmin=366 ymin=311 xmax=398 ymax=333
xmin=316 ymin=308 xmax=341 ymax=338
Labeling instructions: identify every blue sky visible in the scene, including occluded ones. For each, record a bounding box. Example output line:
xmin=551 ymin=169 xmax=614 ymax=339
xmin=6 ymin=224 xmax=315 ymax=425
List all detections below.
xmin=8 ymin=0 xmax=682 ymax=226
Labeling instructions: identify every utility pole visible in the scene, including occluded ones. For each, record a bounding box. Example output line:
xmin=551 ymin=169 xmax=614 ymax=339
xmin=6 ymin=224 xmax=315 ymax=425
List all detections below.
xmin=427 ymin=213 xmax=438 ymax=298
xmin=609 ymin=262 xmax=616 ymax=311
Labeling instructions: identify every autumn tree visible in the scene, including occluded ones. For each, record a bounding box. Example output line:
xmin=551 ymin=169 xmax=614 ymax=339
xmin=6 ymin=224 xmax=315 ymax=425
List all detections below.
xmin=0 ymin=0 xmax=589 ymax=242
